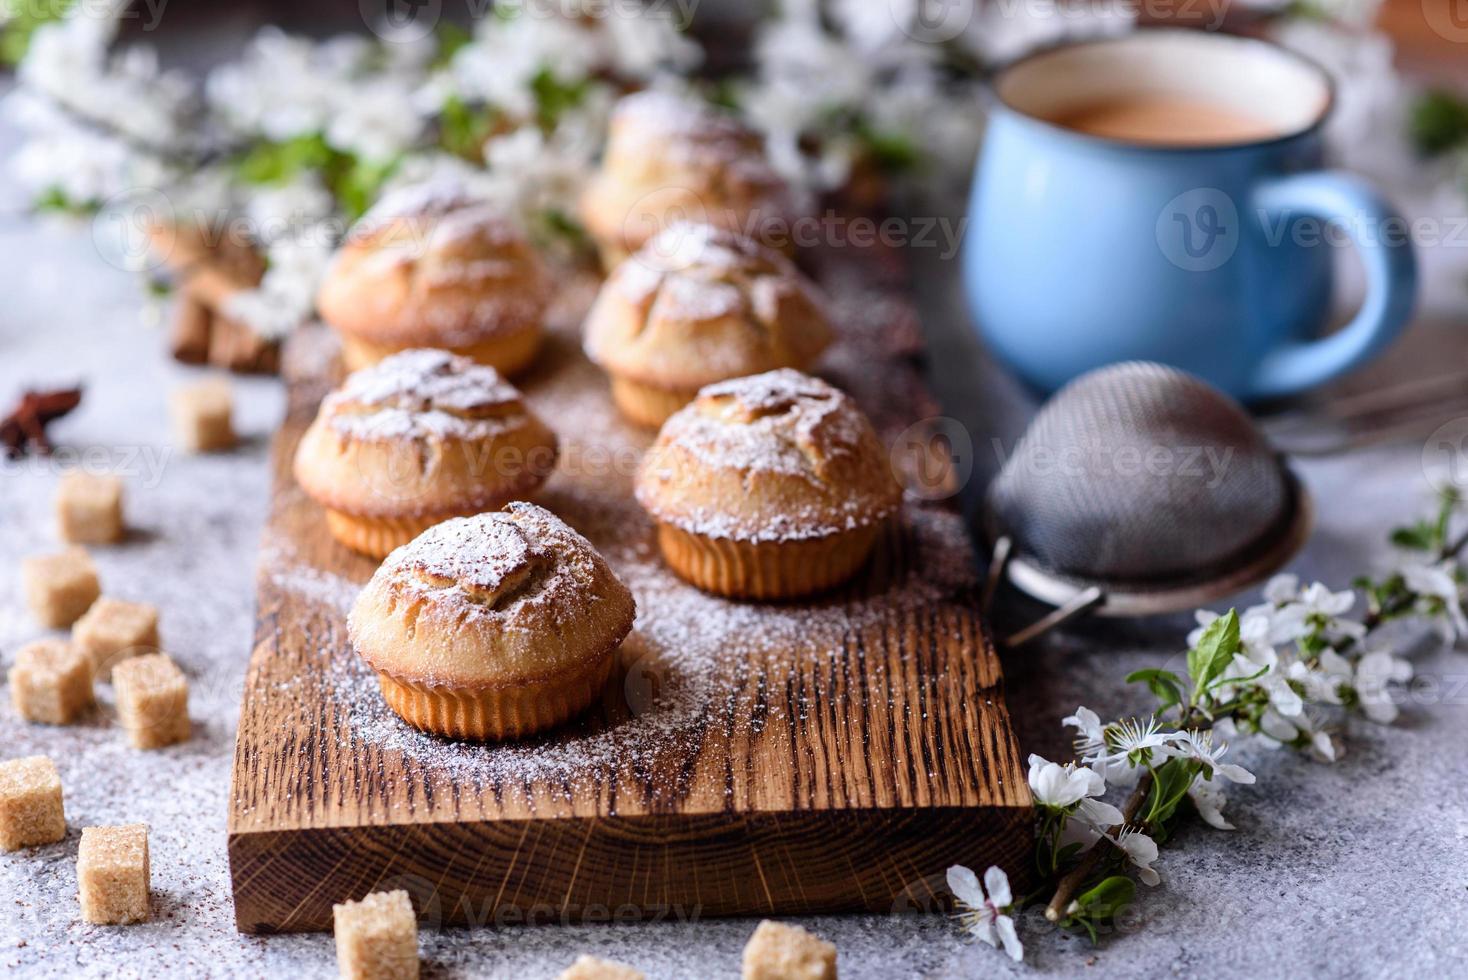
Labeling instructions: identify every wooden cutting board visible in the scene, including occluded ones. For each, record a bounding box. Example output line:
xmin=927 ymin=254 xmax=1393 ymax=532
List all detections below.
xmin=227 ymin=242 xmax=1032 ymax=934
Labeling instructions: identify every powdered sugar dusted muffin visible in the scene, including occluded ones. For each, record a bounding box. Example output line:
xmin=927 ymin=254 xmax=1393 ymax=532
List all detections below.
xmin=579 ymin=91 xmax=805 ymax=269
xmin=348 ymin=503 xmax=636 ymax=740
xmin=317 ymin=180 xmax=550 ymax=374
xmin=583 ymin=223 xmax=833 ymax=427
xmin=294 ymin=349 xmax=558 ymax=558
xmin=637 ymin=369 xmax=902 ymax=599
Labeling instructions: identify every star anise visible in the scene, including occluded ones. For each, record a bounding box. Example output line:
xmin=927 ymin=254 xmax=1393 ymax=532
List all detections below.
xmin=1 ymin=387 xmax=83 ymax=459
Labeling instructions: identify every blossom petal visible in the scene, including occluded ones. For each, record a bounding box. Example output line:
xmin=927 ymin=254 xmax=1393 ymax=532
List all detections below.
xmin=1077 ymin=766 xmax=1107 ymax=800
xmin=1215 ymin=762 xmax=1256 ymax=785
xmin=1059 ymin=814 xmax=1103 ymax=853
xmin=946 ymin=865 xmax=983 ymax=908
xmin=968 ymin=911 xmax=999 ymax=948
xmin=1076 ymin=798 xmax=1124 ymax=830
xmin=1062 ymin=706 xmax=1102 ymax=736
xmin=995 ymin=913 xmax=1024 ymax=962
xmin=1311 ymin=731 xmax=1338 ymax=762
xmin=1188 ymin=782 xmax=1234 ymax=831
xmin=1258 ymin=708 xmax=1299 ymax=743
xmin=1263 ymin=573 xmax=1299 ymax=603
xmin=1268 ymin=677 xmax=1304 ymax=718
xmin=983 ymin=865 xmax=1012 ymax=909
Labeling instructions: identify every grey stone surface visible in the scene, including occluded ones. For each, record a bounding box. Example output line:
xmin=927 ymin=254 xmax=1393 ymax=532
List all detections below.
xmin=2 ymin=128 xmax=1467 ymax=980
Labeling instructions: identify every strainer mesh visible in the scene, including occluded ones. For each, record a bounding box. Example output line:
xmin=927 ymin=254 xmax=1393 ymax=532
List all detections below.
xmin=987 ymin=362 xmax=1290 ymax=584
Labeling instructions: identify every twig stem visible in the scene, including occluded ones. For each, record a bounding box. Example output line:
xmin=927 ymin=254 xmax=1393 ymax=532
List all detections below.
xmin=1044 ymin=772 xmax=1152 ymax=923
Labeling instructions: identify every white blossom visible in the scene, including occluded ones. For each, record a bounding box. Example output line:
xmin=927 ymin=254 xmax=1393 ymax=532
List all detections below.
xmin=830 ymin=0 xmax=917 ymax=51
xmin=1286 ymin=649 xmax=1350 ymax=706
xmin=1352 ymin=649 xmax=1413 ymax=723
xmin=1110 ymin=828 xmax=1161 ymax=886
xmin=1271 ymin=582 xmax=1365 ymax=642
xmin=1064 ymin=708 xmax=1168 ymax=785
xmin=206 ymin=29 xmax=343 ymax=141
xmin=1402 ymin=560 xmax=1468 ymax=639
xmin=10 ymin=0 xmax=196 ymax=175
xmin=1263 ymin=573 xmax=1301 ymax=605
xmin=1188 ymin=779 xmax=1234 ymax=830
xmin=947 ymin=865 xmax=1023 ymax=962
xmin=1027 ymin=753 xmax=1105 ymax=809
xmin=325 ymin=80 xmax=425 ymax=163
xmin=447 ymin=13 xmax=600 ymax=120
xmin=371 ymin=16 xmax=438 ymax=72
xmin=601 ymin=7 xmax=701 ymax=80
xmin=1163 ymin=730 xmax=1256 ymax=784
xmin=6 ymin=106 xmax=170 ymax=206
xmin=224 ymin=233 xmax=333 ymax=340
xmin=959 ymin=0 xmax=1134 ymax=65
xmin=244 ymin=174 xmax=335 ymax=239
xmin=1259 ymin=708 xmax=1339 ymax=762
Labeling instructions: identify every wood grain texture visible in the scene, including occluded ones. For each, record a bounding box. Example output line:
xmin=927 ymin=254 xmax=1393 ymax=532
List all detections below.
xmin=227 ymin=241 xmax=1032 ymax=934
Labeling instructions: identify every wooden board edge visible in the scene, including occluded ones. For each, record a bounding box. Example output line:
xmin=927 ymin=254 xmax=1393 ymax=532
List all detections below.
xmin=228 ymin=804 xmax=1035 ymax=934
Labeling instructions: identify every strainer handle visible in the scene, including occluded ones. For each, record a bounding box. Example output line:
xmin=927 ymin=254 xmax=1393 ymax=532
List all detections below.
xmin=1248 ymin=172 xmax=1417 ymax=400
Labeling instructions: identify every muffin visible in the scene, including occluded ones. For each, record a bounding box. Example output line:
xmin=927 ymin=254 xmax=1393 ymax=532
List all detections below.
xmin=583 ymin=223 xmax=833 ymax=427
xmin=348 ymin=503 xmax=636 ymax=740
xmin=579 ymin=91 xmax=804 ymax=268
xmin=317 ymin=180 xmax=550 ymax=374
xmin=293 ymin=349 xmax=558 ymax=558
xmin=636 ymin=369 xmax=903 ymax=599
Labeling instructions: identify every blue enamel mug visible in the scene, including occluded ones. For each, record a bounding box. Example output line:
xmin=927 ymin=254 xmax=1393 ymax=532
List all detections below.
xmin=965 ymin=30 xmax=1417 ymax=400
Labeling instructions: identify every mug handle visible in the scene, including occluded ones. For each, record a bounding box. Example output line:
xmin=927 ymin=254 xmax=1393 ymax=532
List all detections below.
xmin=1247 ymin=172 xmax=1417 ymax=400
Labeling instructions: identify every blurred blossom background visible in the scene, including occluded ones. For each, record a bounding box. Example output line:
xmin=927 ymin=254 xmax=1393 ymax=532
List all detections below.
xmin=0 ymin=0 xmax=1465 ymax=343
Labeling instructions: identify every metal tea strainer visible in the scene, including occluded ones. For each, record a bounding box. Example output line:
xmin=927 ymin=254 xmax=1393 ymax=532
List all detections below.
xmin=981 ymin=362 xmax=1313 ymax=644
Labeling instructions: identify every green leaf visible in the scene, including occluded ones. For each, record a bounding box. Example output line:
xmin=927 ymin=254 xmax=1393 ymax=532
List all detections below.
xmin=0 ymin=0 xmax=74 ymax=67
xmin=530 ymin=68 xmax=589 ymax=128
xmin=1060 ymin=875 xmax=1137 ymax=945
xmin=334 ymin=155 xmax=399 ymax=221
xmin=431 ymin=21 xmax=472 ymax=70
xmin=853 ymin=120 xmax=921 ymax=174
xmin=1125 ymin=668 xmax=1184 ymax=710
xmin=1390 ymin=522 xmax=1436 ymax=552
xmin=1207 ymin=663 xmax=1266 ymax=690
xmin=703 ymin=79 xmax=741 ymax=111
xmin=1144 ymin=759 xmax=1198 ymax=829
xmin=1187 ymin=610 xmax=1240 ymax=702
xmin=1411 ymin=90 xmax=1468 ymax=158
xmin=1072 ymin=875 xmax=1136 ymax=920
xmin=33 ymin=186 xmax=95 ymax=215
xmin=438 ymin=94 xmax=499 ymax=161
xmin=532 ymin=208 xmax=592 ymax=253
xmin=234 ymin=134 xmax=334 ymax=186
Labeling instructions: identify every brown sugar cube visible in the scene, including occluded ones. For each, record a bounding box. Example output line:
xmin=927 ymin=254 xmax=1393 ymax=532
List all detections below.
xmin=558 ymin=955 xmax=645 ymax=980
xmin=72 ymin=598 xmax=160 ymax=679
xmin=0 ymin=756 xmax=66 ymax=851
xmin=170 ymin=377 xmax=235 ymax=453
xmin=78 ymin=823 xmax=150 ymax=924
xmin=55 ymin=472 xmax=125 ymax=544
xmin=333 ymin=889 xmax=419 ymax=980
xmin=112 ymin=654 xmax=189 ymax=749
xmin=8 ymin=639 xmax=95 ymax=724
xmin=742 ymin=920 xmax=838 ymax=980
xmin=22 ymin=547 xmax=100 ymax=628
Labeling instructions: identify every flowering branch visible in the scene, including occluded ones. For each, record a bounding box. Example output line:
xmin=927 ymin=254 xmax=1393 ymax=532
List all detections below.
xmin=950 ymin=487 xmax=1465 ymax=960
